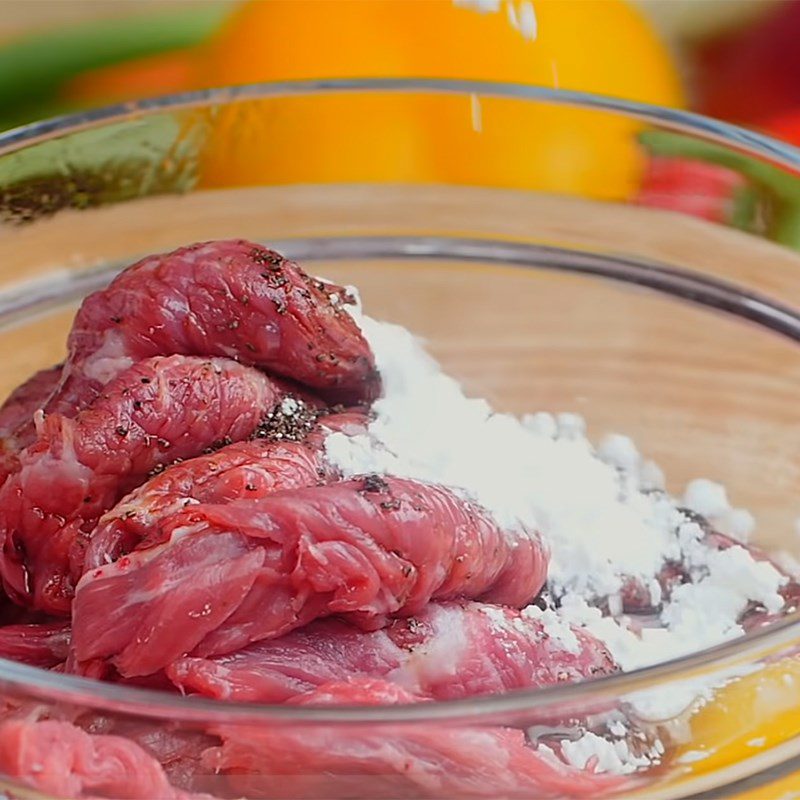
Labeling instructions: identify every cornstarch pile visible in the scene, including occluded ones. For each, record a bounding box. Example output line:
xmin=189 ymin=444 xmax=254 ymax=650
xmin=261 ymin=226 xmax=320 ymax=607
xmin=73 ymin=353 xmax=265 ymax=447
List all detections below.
xmin=325 ymin=305 xmax=788 ymax=768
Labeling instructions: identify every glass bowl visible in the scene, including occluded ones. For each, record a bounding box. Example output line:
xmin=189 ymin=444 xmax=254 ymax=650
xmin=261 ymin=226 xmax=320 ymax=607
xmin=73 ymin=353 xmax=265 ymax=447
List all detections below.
xmin=0 ymin=80 xmax=799 ymax=800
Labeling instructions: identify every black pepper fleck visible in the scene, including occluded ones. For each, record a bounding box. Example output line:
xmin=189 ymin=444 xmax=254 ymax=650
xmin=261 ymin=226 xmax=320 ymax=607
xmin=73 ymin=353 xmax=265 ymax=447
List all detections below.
xmin=361 ymin=474 xmax=389 ymax=494
xmin=252 ymin=398 xmax=317 ymax=443
xmin=251 ymin=248 xmax=284 ymax=268
xmin=676 ymin=507 xmax=712 ymax=535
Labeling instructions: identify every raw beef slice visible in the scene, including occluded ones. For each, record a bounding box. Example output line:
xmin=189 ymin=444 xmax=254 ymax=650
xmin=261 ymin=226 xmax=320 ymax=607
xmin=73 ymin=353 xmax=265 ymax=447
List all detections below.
xmin=72 ymin=478 xmax=549 ymax=676
xmin=84 ymin=411 xmax=367 ymax=571
xmin=204 ymin=679 xmax=626 ymax=799
xmin=0 ymin=355 xmax=285 ymax=614
xmin=168 ymin=600 xmax=617 ymax=702
xmin=0 ymin=620 xmax=70 ymax=668
xmin=1 ymin=240 xmax=377 ymax=465
xmin=53 ymin=239 xmax=378 ymax=416
xmin=0 ymin=365 xmax=62 ymax=482
xmin=0 ymin=718 xmax=205 ymax=800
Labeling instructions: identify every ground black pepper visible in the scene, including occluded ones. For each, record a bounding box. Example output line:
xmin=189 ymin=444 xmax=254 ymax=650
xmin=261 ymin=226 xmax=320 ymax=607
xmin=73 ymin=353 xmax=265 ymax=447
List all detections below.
xmin=252 ymin=398 xmax=317 ymax=443
xmin=361 ymin=474 xmax=389 ymax=494
xmin=250 ymin=248 xmax=284 ymax=268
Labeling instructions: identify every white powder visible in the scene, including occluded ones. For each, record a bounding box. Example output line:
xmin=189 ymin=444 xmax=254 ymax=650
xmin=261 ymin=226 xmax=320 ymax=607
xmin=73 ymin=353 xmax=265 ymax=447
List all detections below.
xmin=517 ymin=0 xmax=538 ymax=40
xmin=521 ymin=605 xmax=581 ymax=654
xmin=715 ymin=507 xmax=756 ymax=543
xmin=638 ymin=459 xmax=665 ymax=491
xmin=326 ymin=315 xmax=686 ymax=601
xmin=455 ymin=0 xmax=538 ymax=41
xmin=607 ymin=720 xmax=627 ymax=737
xmin=477 ymin=604 xmax=511 ymax=630
xmin=506 ymin=1 xmax=518 ymax=29
xmin=325 ymin=312 xmax=788 ymax=721
xmin=453 ymin=0 xmax=501 ymax=12
xmin=554 ymin=540 xmax=786 ymax=676
xmin=774 ymin=550 xmax=800 ymax=579
xmin=683 ymin=478 xmax=730 ymax=518
xmin=598 ymin=433 xmax=640 ymax=472
xmin=280 ymin=397 xmax=299 ymax=415
xmin=556 ymin=412 xmax=586 ymax=439
xmin=469 ymin=93 xmax=483 ymax=133
xmin=560 ymin=732 xmax=651 ymax=775
xmin=521 ymin=411 xmax=557 ymax=439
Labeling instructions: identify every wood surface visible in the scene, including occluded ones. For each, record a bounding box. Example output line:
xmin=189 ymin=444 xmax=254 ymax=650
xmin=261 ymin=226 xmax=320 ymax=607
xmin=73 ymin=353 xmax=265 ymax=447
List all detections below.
xmin=0 ymin=183 xmax=798 ymax=555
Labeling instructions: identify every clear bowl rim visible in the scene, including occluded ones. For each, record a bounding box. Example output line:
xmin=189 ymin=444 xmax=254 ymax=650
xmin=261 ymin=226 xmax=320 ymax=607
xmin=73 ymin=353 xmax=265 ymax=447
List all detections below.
xmin=0 ymin=78 xmax=798 ymax=724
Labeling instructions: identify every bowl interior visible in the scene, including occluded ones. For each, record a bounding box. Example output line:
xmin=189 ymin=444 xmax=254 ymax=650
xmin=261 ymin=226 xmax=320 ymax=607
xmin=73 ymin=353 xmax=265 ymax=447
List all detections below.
xmin=1 ymin=183 xmax=799 ymax=555
xmin=1 ymin=85 xmax=800 ymax=800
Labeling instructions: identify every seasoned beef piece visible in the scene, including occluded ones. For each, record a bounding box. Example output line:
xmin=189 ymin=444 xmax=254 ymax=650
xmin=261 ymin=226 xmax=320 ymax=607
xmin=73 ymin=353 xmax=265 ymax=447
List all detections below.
xmin=0 ymin=365 xmax=62 ymax=441
xmin=0 ymin=620 xmax=70 ymax=668
xmin=50 ymin=239 xmax=378 ymax=417
xmin=0 ymin=718 xmax=206 ymax=800
xmin=84 ymin=411 xmax=367 ymax=572
xmin=203 ymin=679 xmax=627 ymax=799
xmin=0 ymin=355 xmax=285 ymax=615
xmin=72 ymin=478 xmax=548 ymax=676
xmin=0 ymin=365 xmax=62 ymax=482
xmin=168 ymin=600 xmax=617 ymax=702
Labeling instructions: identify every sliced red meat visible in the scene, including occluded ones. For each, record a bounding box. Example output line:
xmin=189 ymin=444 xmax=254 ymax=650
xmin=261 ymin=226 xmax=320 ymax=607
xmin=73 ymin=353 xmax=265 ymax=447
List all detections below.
xmin=0 ymin=365 xmax=62 ymax=441
xmin=0 ymin=620 xmax=70 ymax=668
xmin=51 ymin=239 xmax=378 ymax=418
xmin=168 ymin=600 xmax=617 ymax=702
xmin=204 ymin=679 xmax=627 ymax=799
xmin=84 ymin=411 xmax=367 ymax=571
xmin=0 ymin=365 xmax=62 ymax=481
xmin=72 ymin=529 xmax=268 ymax=678
xmin=78 ymin=715 xmax=218 ymax=794
xmin=191 ymin=477 xmax=548 ymax=658
xmin=0 ymin=718 xmax=196 ymax=800
xmin=0 ymin=355 xmax=286 ymax=615
xmin=72 ymin=478 xmax=548 ymax=676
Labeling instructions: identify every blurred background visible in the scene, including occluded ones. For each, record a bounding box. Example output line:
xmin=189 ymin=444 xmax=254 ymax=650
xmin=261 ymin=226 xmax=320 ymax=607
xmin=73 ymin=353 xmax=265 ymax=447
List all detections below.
xmin=0 ymin=0 xmax=799 ymax=233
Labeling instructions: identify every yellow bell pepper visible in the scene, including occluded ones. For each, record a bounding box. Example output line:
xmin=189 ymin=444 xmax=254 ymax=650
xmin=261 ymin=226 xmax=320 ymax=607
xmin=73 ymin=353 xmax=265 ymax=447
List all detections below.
xmin=197 ymin=0 xmax=683 ymax=200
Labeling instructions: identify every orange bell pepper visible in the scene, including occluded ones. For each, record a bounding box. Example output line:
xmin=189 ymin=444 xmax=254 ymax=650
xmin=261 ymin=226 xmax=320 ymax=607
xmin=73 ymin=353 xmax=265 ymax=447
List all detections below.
xmin=194 ymin=0 xmax=683 ymax=201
